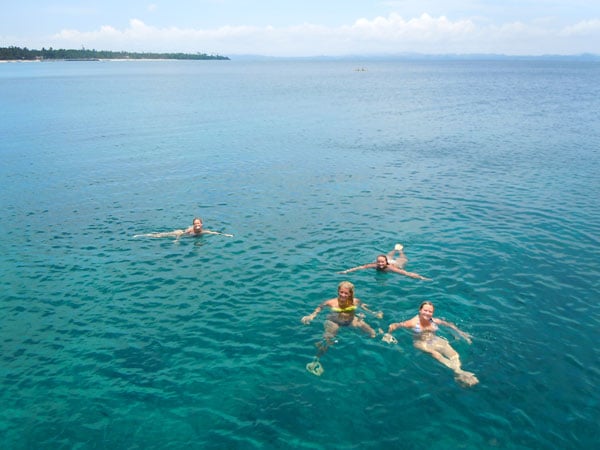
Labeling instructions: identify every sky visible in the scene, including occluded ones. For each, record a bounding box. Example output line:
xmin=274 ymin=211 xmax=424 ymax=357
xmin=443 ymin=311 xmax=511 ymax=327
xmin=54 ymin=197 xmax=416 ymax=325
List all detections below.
xmin=2 ymin=1 xmax=600 ymax=57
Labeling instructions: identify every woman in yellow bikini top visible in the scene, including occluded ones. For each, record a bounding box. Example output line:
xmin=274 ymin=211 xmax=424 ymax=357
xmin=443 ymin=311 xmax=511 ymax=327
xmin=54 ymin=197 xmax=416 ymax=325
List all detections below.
xmin=301 ymin=281 xmax=383 ymax=328
xmin=301 ymin=281 xmax=384 ymax=376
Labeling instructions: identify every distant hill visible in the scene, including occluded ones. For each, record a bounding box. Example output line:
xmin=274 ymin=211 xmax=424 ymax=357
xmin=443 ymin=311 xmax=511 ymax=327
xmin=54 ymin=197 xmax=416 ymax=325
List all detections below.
xmin=0 ymin=46 xmax=229 ymax=61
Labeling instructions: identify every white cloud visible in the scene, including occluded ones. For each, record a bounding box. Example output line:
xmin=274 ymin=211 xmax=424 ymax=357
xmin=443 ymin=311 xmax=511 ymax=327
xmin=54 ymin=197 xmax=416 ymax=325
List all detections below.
xmin=560 ymin=19 xmax=600 ymax=36
xmin=348 ymin=13 xmax=475 ymax=40
xmin=47 ymin=13 xmax=600 ymax=56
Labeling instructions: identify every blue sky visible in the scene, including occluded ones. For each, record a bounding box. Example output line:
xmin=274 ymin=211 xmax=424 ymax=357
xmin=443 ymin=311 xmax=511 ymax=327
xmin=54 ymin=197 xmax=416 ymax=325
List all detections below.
xmin=2 ymin=1 xmax=599 ymax=56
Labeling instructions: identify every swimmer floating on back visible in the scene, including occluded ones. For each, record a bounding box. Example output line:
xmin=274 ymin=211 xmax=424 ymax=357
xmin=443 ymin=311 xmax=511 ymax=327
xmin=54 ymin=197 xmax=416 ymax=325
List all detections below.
xmin=338 ymin=244 xmax=430 ymax=280
xmin=134 ymin=217 xmax=233 ymax=240
xmin=301 ymin=281 xmax=383 ymax=376
xmin=382 ymin=301 xmax=478 ymax=387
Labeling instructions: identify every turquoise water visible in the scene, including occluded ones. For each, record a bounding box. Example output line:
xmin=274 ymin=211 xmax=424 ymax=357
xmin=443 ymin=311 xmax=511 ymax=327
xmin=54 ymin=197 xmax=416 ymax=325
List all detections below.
xmin=1 ymin=59 xmax=599 ymax=449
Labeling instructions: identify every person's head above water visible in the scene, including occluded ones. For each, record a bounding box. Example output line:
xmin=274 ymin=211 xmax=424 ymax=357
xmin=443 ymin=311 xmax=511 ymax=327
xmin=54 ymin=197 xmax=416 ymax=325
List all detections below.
xmin=418 ymin=301 xmax=435 ymax=320
xmin=337 ymin=281 xmax=355 ymax=304
xmin=376 ymin=254 xmax=389 ymax=270
xmin=191 ymin=217 xmax=203 ymax=234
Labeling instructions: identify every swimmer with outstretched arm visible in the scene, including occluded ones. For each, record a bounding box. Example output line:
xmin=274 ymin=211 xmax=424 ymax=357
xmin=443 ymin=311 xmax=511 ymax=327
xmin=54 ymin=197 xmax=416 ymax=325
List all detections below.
xmin=382 ymin=300 xmax=478 ymax=387
xmin=338 ymin=244 xmax=430 ymax=280
xmin=134 ymin=217 xmax=233 ymax=240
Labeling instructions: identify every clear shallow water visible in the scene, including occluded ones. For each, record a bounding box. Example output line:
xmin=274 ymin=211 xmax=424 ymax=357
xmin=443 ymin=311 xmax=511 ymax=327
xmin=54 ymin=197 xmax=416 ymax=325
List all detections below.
xmin=1 ymin=59 xmax=599 ymax=449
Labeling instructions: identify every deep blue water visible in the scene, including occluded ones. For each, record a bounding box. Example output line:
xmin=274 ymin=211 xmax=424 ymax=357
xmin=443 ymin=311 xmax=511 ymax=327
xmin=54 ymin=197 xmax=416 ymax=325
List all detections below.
xmin=1 ymin=59 xmax=599 ymax=449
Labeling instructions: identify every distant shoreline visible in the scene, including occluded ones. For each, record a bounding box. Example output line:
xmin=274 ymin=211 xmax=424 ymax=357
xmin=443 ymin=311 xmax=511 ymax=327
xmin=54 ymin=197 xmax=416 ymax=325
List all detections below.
xmin=1 ymin=48 xmax=599 ymax=64
xmin=0 ymin=46 xmax=230 ymax=61
xmin=0 ymin=58 xmax=227 ymax=63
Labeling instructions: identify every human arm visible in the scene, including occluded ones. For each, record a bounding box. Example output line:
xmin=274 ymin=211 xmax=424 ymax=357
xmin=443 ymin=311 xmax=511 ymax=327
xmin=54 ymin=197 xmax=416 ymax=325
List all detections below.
xmin=382 ymin=317 xmax=413 ymax=344
xmin=202 ymin=230 xmax=234 ymax=237
xmin=435 ymin=318 xmax=473 ymax=344
xmin=358 ymin=300 xmax=383 ymax=319
xmin=301 ymin=301 xmax=329 ymax=325
xmin=134 ymin=230 xmax=185 ymax=238
xmin=173 ymin=229 xmax=187 ymax=240
xmin=337 ymin=263 xmax=375 ymax=274
xmin=387 ymin=317 xmax=415 ymax=333
xmin=388 ymin=266 xmax=431 ymax=280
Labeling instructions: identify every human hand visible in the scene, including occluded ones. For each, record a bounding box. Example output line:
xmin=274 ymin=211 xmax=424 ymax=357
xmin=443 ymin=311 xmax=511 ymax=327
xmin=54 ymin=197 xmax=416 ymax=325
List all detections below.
xmin=382 ymin=333 xmax=397 ymax=344
xmin=375 ymin=311 xmax=384 ymax=319
xmin=301 ymin=315 xmax=313 ymax=325
xmin=460 ymin=331 xmax=473 ymax=344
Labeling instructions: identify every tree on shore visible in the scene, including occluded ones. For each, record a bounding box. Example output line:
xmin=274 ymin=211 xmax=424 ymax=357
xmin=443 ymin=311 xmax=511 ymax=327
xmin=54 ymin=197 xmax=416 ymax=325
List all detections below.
xmin=0 ymin=46 xmax=229 ymax=61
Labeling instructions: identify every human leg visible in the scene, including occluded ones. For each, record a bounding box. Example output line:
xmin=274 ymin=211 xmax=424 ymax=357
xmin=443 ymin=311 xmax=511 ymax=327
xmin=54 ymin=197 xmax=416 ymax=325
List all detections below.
xmin=394 ymin=252 xmax=408 ymax=269
xmin=415 ymin=340 xmax=455 ymax=368
xmin=307 ymin=320 xmax=339 ymax=376
xmin=386 ymin=248 xmax=397 ymax=261
xmin=315 ymin=320 xmax=339 ymax=357
xmin=440 ymin=342 xmax=478 ymax=386
xmin=387 ymin=244 xmax=408 ymax=268
xmin=417 ymin=339 xmax=478 ymax=387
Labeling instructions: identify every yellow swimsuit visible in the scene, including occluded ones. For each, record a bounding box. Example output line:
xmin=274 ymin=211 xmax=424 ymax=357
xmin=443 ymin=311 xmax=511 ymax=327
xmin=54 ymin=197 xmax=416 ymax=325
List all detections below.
xmin=328 ymin=305 xmax=357 ymax=327
xmin=331 ymin=305 xmax=357 ymax=313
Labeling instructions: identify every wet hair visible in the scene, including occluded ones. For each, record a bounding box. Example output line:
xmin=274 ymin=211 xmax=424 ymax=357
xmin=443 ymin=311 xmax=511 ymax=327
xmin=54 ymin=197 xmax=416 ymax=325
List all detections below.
xmin=338 ymin=281 xmax=355 ymax=299
xmin=192 ymin=217 xmax=203 ymax=225
xmin=419 ymin=301 xmax=434 ymax=311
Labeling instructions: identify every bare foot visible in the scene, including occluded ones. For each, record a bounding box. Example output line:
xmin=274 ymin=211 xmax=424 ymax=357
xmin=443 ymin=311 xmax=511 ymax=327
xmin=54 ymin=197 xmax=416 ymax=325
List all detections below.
xmin=455 ymin=370 xmax=479 ymax=387
xmin=306 ymin=360 xmax=324 ymax=376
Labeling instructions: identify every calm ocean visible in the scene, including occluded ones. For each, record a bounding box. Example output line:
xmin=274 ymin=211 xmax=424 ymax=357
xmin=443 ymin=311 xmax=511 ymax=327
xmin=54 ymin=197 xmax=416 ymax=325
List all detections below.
xmin=1 ymin=58 xmax=598 ymax=449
